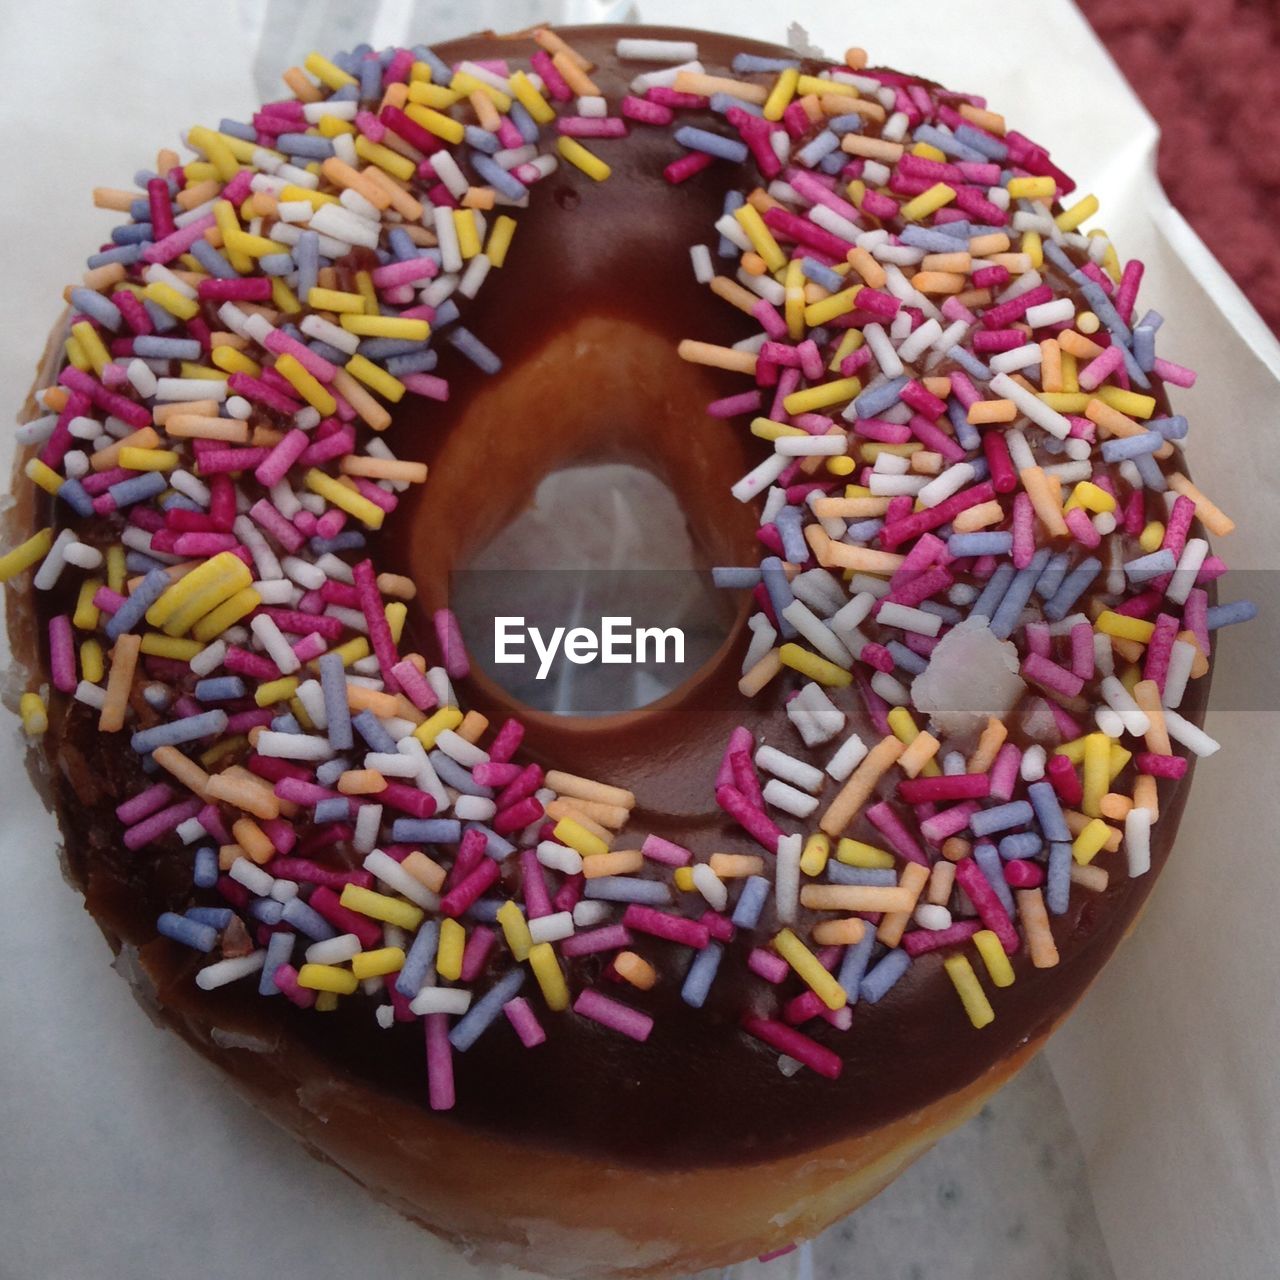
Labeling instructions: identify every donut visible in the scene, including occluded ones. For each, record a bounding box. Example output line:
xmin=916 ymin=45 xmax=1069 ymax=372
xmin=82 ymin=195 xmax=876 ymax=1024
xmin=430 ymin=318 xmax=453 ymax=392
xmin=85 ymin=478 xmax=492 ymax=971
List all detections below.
xmin=4 ymin=21 xmax=1251 ymax=1278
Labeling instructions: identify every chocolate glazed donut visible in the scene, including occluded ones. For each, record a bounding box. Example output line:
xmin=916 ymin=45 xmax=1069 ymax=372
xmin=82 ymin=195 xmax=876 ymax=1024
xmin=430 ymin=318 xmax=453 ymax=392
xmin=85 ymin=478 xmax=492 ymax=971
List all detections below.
xmin=6 ymin=22 xmax=1220 ymax=1277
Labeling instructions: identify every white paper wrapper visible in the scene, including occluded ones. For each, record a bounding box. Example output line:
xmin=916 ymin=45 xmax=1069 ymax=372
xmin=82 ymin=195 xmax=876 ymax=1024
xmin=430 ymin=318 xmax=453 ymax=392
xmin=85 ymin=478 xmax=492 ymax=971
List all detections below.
xmin=2 ymin=3 xmax=1277 ymax=1278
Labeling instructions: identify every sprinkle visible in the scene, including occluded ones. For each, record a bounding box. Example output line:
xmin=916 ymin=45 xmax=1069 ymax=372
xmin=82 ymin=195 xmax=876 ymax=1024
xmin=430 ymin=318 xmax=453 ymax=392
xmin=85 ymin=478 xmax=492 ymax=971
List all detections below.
xmin=943 ymin=955 xmax=995 ymax=1028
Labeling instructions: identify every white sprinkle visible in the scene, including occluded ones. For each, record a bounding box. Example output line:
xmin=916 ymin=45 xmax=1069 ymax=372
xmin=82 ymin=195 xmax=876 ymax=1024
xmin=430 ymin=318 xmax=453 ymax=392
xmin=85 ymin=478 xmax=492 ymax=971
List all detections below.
xmin=1100 ymin=676 xmax=1150 ymax=736
xmin=229 ymin=858 xmax=275 ymax=897
xmin=354 ymin=802 xmax=383 ymax=854
xmin=896 ymin=317 xmax=943 ymax=364
xmin=876 ymin=601 xmax=943 ymax=636
xmin=775 ymin=834 xmax=802 ymax=923
xmin=1161 ymin=709 xmax=1220 ymax=758
xmin=528 ymin=911 xmax=575 ymax=944
xmin=537 ymin=840 xmax=583 ymax=876
xmin=763 ymin=778 xmax=820 ymax=819
xmin=1125 ymin=807 xmax=1152 ymax=877
xmin=307 ymin=934 xmax=361 ymax=966
xmin=195 ymin=952 xmax=265 ymax=990
xmin=250 ymin=613 xmax=301 ymax=674
xmin=755 ymin=744 xmax=824 ymax=794
xmin=454 ymin=795 xmax=496 ymax=822
xmin=363 ymin=850 xmax=439 ymax=911
xmin=74 ymin=681 xmax=106 ymax=710
xmin=1025 ymin=297 xmax=1075 ymax=329
xmin=616 ymin=37 xmax=699 ymax=62
xmin=1162 ymin=639 xmax=1196 ymax=710
xmin=826 ymin=731 xmax=869 ymax=782
xmin=410 ymin=987 xmax=473 ymax=1016
xmin=781 ymin=599 xmax=851 ymax=667
xmin=435 ymin=729 xmax=488 ymax=768
xmin=915 ymin=904 xmax=953 ymax=931
xmin=691 ymin=863 xmax=728 ymax=912
xmin=990 ymin=372 xmax=1070 ymax=438
xmin=690 ymin=243 xmax=714 ymax=284
xmin=572 ymin=900 xmax=612 ymax=929
xmin=255 ymin=731 xmax=332 ymax=761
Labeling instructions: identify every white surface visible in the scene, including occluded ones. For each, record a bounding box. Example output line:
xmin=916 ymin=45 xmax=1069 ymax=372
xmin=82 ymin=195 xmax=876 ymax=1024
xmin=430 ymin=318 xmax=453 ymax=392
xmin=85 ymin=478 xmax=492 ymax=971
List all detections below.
xmin=2 ymin=2 xmax=1277 ymax=1278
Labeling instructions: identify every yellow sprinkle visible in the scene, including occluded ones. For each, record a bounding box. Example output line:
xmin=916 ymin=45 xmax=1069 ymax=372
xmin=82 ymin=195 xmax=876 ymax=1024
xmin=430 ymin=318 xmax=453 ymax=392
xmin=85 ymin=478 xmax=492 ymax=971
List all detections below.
xmin=191 ymin=587 xmax=261 ymax=643
xmin=509 ymin=70 xmax=555 ymax=124
xmin=673 ymin=867 xmax=696 ymax=892
xmin=338 ymin=314 xmax=430 ymax=341
xmin=783 ymin=377 xmax=861 ymax=415
xmin=785 ymin=256 xmax=805 ymax=339
xmin=486 ymin=215 xmax=518 ymax=267
xmin=836 ymin=839 xmax=895 ymax=869
xmin=304 ymin=468 xmax=386 ymax=529
xmin=275 ymin=353 xmax=337 ymax=416
xmin=224 ymin=228 xmax=290 ymax=260
xmin=497 ymin=900 xmax=533 ymax=961
xmin=803 ymin=286 xmax=863 ymax=327
xmin=255 ymin=676 xmax=299 ymax=708
xmin=187 ymin=126 xmax=240 ymax=181
xmin=307 ymin=286 xmax=366 ymax=314
xmin=73 ymin=578 xmax=102 ymax=631
xmin=70 ymin=320 xmax=111 ymax=375
xmin=453 ymin=207 xmax=481 ymax=260
xmin=210 ymin=346 xmax=261 ymax=377
xmin=554 ymin=816 xmax=608 ymax=859
xmin=799 ymin=833 xmax=831 ymax=877
xmin=146 ymin=550 xmax=252 ymax=637
xmin=751 ymin=416 xmax=806 ymax=441
xmin=973 ymin=930 xmax=1015 ymax=987
xmin=779 ymin=642 xmax=852 ymax=687
xmin=436 ymin=919 xmax=465 ymax=981
xmin=343 ymin=354 xmax=405 ymax=403
xmin=450 ymin=70 xmax=512 ymax=112
xmin=272 ymin=278 xmax=302 ymax=315
xmin=303 ymin=51 xmax=358 ymax=90
xmin=140 ymin=633 xmax=202 ymax=660
xmin=1064 ymin=479 xmax=1116 ymax=514
xmin=1082 ymin=733 xmax=1111 ymax=819
xmin=1072 ymin=818 xmax=1112 ymax=865
xmin=1095 ymin=384 xmax=1156 ymax=420
xmin=64 ymin=334 xmax=91 ymax=371
xmin=527 ymin=941 xmax=570 ymax=1011
xmin=24 ymin=458 xmax=62 ymax=496
xmin=1138 ymin=521 xmax=1165 ymax=553
xmin=1055 ymin=193 xmax=1099 ymax=232
xmin=143 ymin=281 xmax=198 ymax=321
xmin=19 ymin=692 xmax=48 ymax=736
xmin=556 ymin=135 xmax=610 ymax=182
xmin=354 ymin=136 xmax=416 ymax=180
xmin=1095 ymin=611 xmax=1155 ymax=644
xmin=413 ymin=705 xmax=463 ymax=750
xmin=352 ymin=947 xmax=406 ymax=980
xmin=943 ymin=954 xmax=995 ymax=1028
xmin=763 ymin=67 xmax=799 ymax=121
xmin=1077 ymin=310 xmax=1100 ymax=335
xmin=403 ymin=101 xmax=465 ymax=144
xmin=119 ymin=446 xmax=179 ymax=472
xmin=1007 ymin=176 xmax=1056 ymax=200
xmin=734 ymin=203 xmax=787 ymax=274
xmin=297 ymin=963 xmax=359 ymax=995
xmin=773 ymin=928 xmax=847 ymax=1010
xmin=900 ymin=182 xmax=956 ymax=222
xmin=911 ymin=141 xmax=946 ymax=162
xmin=0 ymin=528 xmax=53 ymax=584
xmin=338 ymin=883 xmax=424 ymax=931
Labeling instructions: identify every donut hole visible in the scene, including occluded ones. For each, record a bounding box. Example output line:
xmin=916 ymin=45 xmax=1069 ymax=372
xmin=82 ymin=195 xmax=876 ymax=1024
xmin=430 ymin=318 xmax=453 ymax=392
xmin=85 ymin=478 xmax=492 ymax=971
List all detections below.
xmin=454 ymin=461 xmax=738 ymax=715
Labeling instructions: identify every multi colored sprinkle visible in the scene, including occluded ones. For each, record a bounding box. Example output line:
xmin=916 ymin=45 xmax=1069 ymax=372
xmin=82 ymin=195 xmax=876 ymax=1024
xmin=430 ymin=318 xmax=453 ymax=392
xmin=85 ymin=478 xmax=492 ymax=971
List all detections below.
xmin=4 ymin=25 xmax=1257 ymax=1122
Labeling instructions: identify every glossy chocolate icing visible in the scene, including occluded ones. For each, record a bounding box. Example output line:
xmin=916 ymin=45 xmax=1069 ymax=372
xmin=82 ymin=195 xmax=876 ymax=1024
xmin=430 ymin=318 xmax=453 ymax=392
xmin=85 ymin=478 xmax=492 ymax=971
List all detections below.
xmin=21 ymin=24 xmax=1211 ymax=1170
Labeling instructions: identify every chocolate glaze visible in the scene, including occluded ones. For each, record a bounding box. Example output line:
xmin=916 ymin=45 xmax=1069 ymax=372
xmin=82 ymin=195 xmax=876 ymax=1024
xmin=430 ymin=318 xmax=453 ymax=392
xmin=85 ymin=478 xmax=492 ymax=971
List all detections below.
xmin=19 ymin=25 xmax=1211 ymax=1170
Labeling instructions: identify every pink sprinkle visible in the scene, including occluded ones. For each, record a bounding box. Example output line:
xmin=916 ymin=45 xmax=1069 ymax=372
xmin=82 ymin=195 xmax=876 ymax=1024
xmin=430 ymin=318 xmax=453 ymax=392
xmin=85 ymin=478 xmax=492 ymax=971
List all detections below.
xmin=1078 ymin=343 xmax=1123 ymax=391
xmin=401 ymin=373 xmax=449 ymax=400
xmin=1021 ymin=652 xmax=1084 ymax=699
xmin=1136 ymin=752 xmax=1188 ymax=779
xmin=123 ymin=798 xmax=204 ymax=851
xmin=48 ymin=615 xmax=77 ymax=693
xmin=920 ymin=800 xmax=981 ymax=843
xmin=560 ymin=924 xmax=632 ymax=958
xmin=621 ymin=904 xmax=709 ymax=950
xmin=267 ymin=858 xmax=372 ymax=891
xmin=309 ymin=885 xmax=381 ymax=949
xmin=141 ymin=214 xmax=217 ymax=265
xmin=740 ymin=1014 xmax=842 ymax=1080
xmin=116 ymin=782 xmax=176 ymax=825
xmin=621 ymin=94 xmax=673 ymax=126
xmin=504 ymin=996 xmax=547 ymax=1047
xmin=955 ymin=855 xmax=1020 ymax=955
xmin=1003 ymin=859 xmax=1045 ymax=889
xmin=492 ymin=795 xmax=544 ymax=836
xmin=557 ymin=116 xmax=628 ymax=139
xmin=716 ymin=783 xmax=784 ymax=854
xmin=520 ymin=850 xmax=554 ymax=919
xmin=988 ymin=742 xmax=1022 ymax=803
xmin=573 ymin=988 xmax=653 ymax=1042
xmin=664 ymin=151 xmax=715 ymax=185
xmin=901 ymin=920 xmax=983 ymax=956
xmin=747 ymin=947 xmax=789 ymax=984
xmin=433 ymin=607 xmax=469 ymax=679
xmin=1151 ymin=357 xmax=1196 ymax=388
xmin=273 ymin=964 xmax=317 ymax=1009
xmin=425 ymin=1013 xmax=455 ymax=1110
xmin=640 ymin=834 xmax=692 ymax=867
xmin=352 ymin=559 xmax=401 ymax=693
xmin=389 ymin=659 xmax=437 ymax=712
